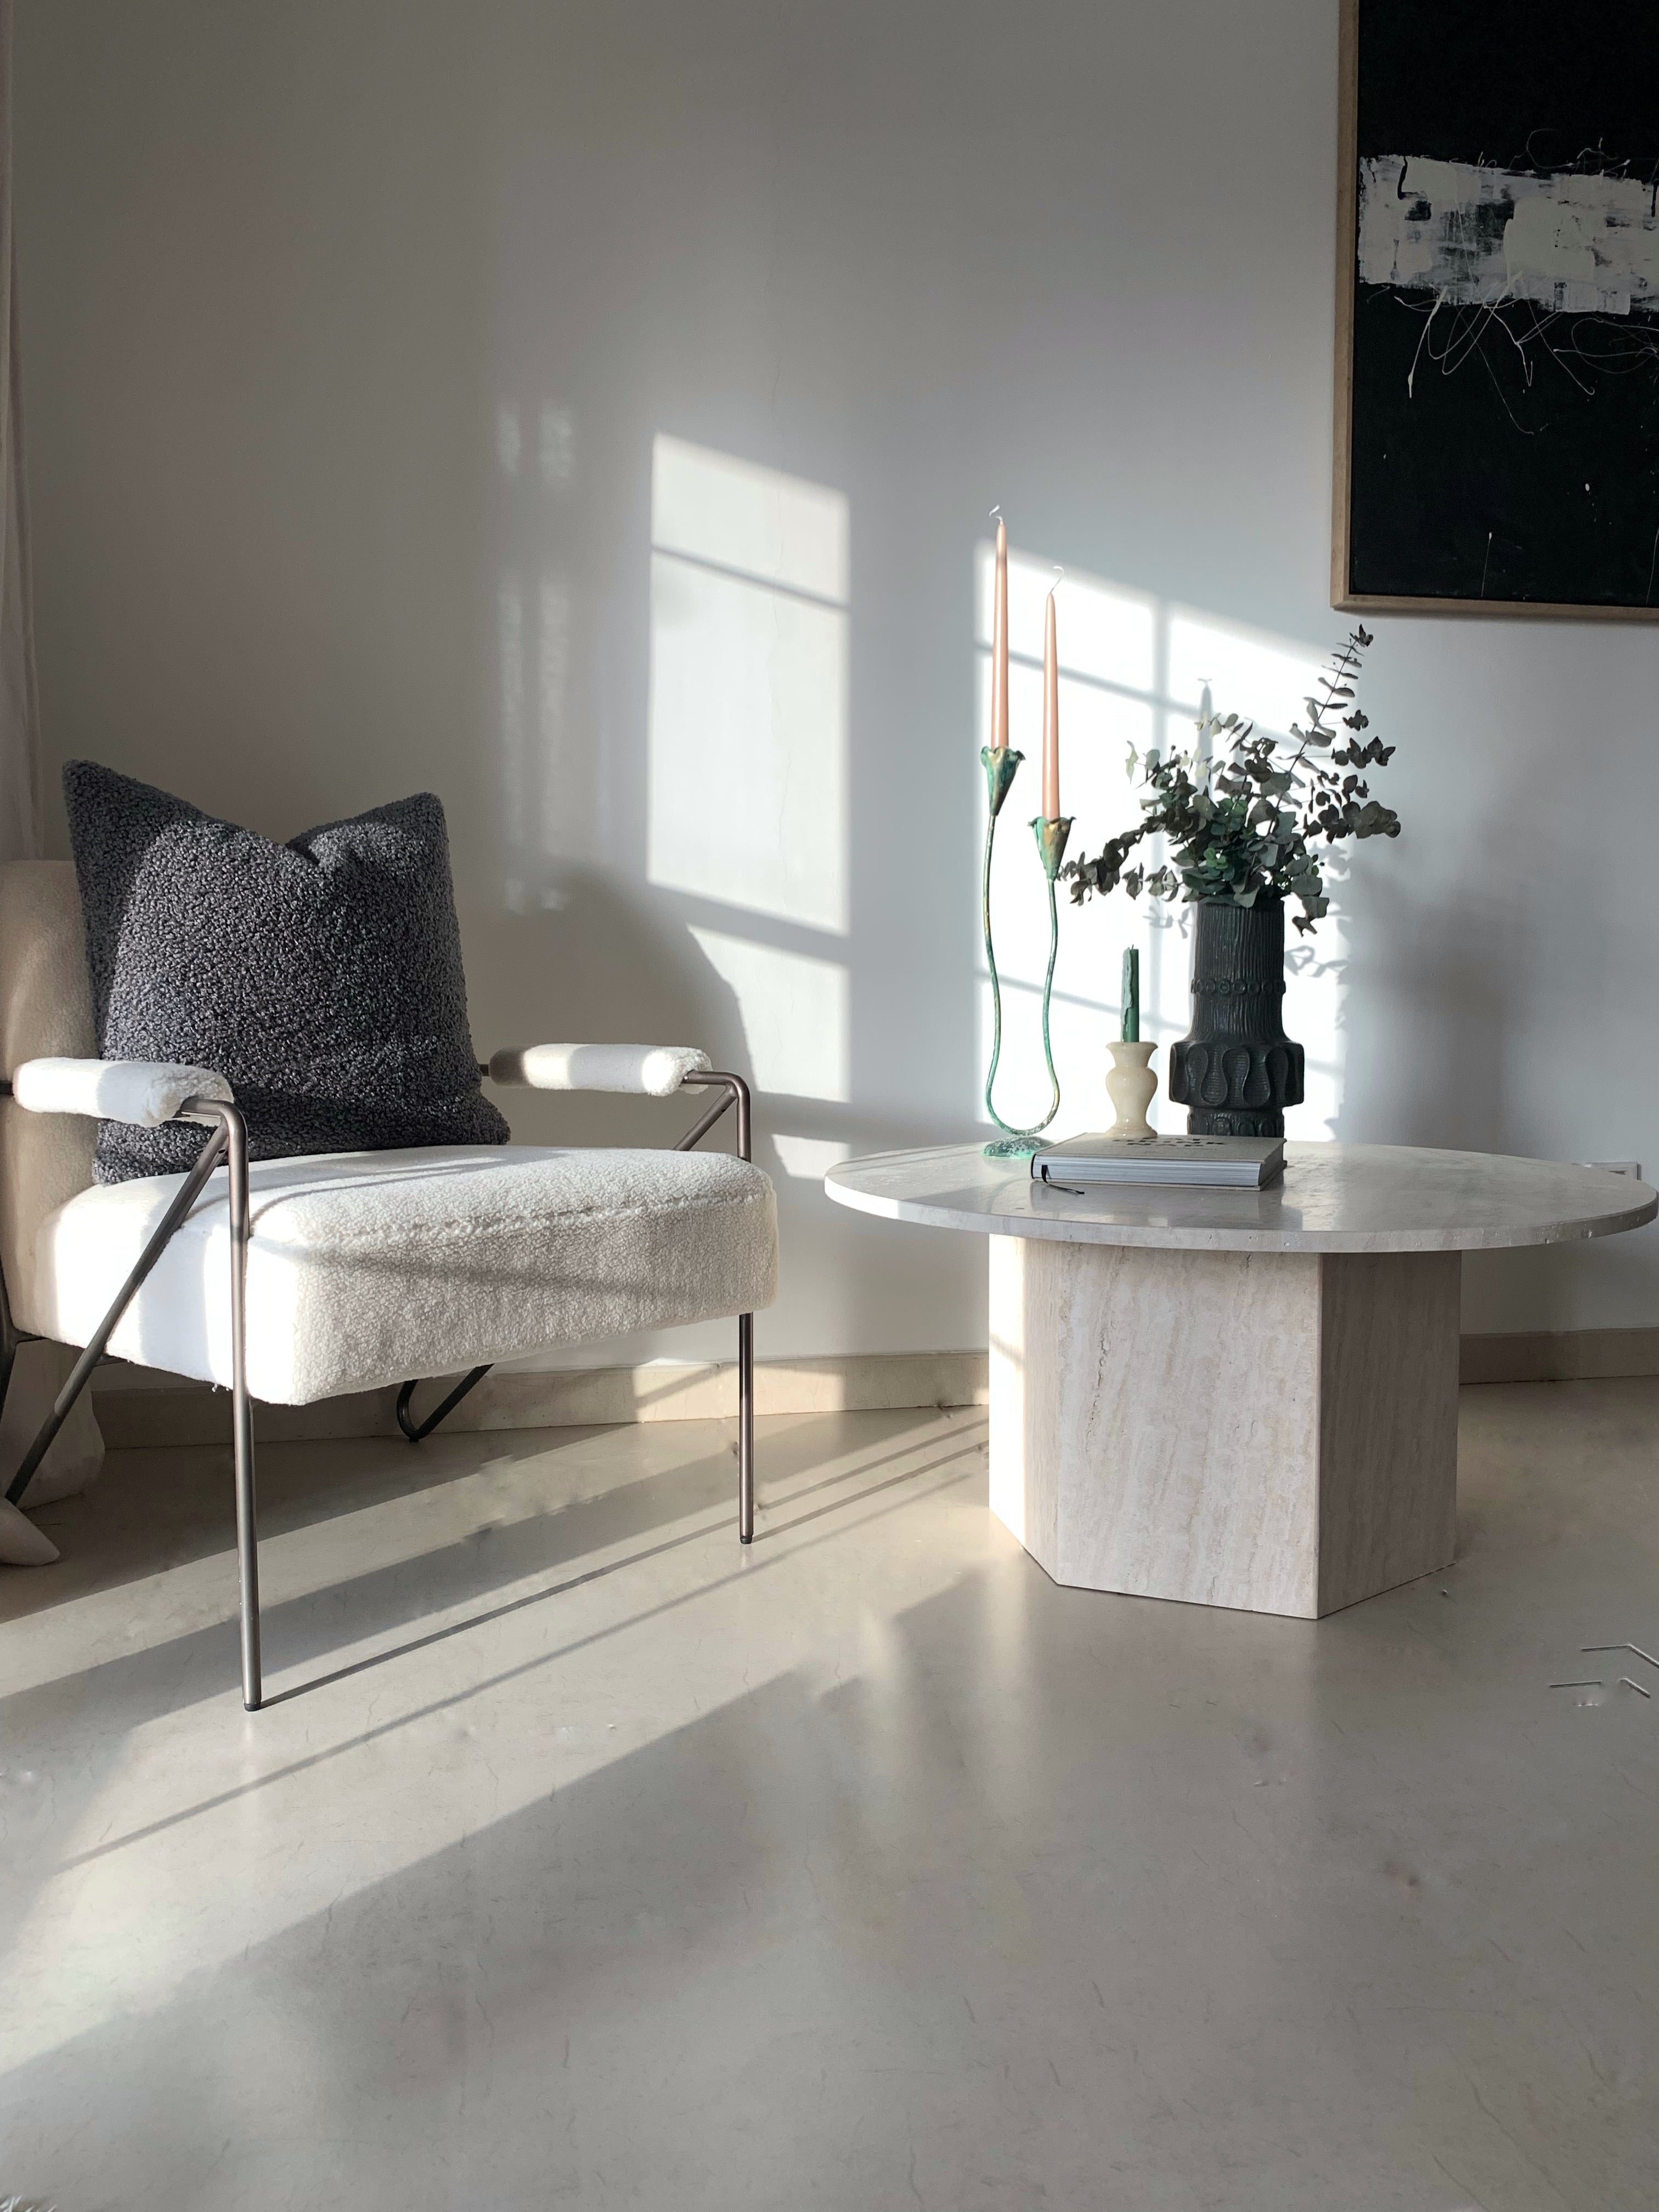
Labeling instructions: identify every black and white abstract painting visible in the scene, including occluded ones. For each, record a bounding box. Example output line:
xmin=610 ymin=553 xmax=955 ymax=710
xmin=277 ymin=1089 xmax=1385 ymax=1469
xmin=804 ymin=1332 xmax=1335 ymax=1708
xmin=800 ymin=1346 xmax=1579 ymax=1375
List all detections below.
xmin=1335 ymin=0 xmax=1659 ymax=615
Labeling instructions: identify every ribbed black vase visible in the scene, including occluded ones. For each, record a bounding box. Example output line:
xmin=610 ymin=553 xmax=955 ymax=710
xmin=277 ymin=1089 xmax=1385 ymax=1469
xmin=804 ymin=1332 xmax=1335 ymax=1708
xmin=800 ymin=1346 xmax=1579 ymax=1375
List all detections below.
xmin=1167 ymin=899 xmax=1304 ymax=1138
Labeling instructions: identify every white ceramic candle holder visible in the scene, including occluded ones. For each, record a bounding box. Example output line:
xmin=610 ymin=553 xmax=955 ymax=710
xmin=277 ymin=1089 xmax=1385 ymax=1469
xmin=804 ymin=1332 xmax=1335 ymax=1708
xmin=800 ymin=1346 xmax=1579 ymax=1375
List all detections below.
xmin=1105 ymin=1040 xmax=1158 ymax=1140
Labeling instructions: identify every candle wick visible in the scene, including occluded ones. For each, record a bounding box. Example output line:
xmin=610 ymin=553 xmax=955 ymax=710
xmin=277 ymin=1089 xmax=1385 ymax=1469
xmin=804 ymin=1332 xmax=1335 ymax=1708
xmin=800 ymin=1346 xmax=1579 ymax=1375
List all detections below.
xmin=1049 ymin=564 xmax=1064 ymax=597
xmin=990 ymin=504 xmax=1002 ymax=520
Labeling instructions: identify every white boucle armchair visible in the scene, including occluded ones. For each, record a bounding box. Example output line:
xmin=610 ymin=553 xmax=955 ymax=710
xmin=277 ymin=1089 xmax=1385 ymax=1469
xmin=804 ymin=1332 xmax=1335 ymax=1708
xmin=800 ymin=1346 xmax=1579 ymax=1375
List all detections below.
xmin=0 ymin=860 xmax=777 ymax=1710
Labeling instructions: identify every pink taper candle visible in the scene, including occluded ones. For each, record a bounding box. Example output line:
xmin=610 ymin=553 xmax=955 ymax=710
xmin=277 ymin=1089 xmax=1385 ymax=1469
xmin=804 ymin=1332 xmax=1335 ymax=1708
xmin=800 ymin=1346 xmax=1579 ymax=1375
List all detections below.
xmin=1041 ymin=583 xmax=1060 ymax=820
xmin=991 ymin=513 xmax=1009 ymax=750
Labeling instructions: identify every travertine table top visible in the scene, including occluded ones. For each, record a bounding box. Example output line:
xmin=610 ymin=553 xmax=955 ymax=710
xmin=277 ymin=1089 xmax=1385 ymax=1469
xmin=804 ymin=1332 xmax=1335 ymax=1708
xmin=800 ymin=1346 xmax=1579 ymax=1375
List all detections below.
xmin=823 ymin=1141 xmax=1658 ymax=1255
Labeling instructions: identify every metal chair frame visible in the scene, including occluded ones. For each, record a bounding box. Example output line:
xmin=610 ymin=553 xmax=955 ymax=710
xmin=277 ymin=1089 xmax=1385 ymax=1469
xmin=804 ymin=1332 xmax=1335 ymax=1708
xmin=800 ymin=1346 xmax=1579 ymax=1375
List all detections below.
xmin=0 ymin=1066 xmax=756 ymax=1711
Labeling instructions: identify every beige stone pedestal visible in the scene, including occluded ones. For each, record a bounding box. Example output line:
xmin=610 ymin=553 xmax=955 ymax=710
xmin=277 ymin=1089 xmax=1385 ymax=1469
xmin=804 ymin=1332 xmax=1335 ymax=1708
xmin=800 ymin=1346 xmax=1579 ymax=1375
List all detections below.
xmin=988 ymin=1235 xmax=1462 ymax=1618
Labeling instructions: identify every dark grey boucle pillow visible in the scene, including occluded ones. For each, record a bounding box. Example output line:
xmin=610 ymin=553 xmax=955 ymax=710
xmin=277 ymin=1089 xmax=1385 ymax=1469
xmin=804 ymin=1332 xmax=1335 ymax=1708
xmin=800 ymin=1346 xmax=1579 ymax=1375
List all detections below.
xmin=64 ymin=761 xmax=510 ymax=1183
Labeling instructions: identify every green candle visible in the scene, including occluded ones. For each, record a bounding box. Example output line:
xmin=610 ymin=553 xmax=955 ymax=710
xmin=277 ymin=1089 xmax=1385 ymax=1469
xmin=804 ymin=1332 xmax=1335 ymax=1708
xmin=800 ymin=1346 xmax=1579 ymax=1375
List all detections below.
xmin=1121 ymin=947 xmax=1139 ymax=1043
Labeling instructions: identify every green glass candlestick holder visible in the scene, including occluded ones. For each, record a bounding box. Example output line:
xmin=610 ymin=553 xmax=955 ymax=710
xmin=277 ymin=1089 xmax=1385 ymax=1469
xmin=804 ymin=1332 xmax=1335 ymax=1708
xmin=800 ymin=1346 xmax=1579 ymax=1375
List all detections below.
xmin=980 ymin=740 xmax=1073 ymax=1159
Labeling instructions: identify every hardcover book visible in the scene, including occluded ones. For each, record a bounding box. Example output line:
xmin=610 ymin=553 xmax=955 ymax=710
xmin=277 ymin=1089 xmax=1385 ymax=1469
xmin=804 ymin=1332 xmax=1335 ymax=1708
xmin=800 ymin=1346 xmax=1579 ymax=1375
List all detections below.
xmin=1030 ymin=1133 xmax=1286 ymax=1189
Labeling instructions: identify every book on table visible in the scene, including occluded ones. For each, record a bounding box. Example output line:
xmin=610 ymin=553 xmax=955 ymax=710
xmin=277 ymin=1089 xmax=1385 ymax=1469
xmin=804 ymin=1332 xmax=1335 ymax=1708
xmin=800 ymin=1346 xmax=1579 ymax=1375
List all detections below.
xmin=1029 ymin=1132 xmax=1286 ymax=1189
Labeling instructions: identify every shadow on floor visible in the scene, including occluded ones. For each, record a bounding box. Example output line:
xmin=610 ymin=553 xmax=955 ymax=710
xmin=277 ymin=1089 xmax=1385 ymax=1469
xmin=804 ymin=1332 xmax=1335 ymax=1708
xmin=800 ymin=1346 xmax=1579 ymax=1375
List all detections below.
xmin=8 ymin=1402 xmax=1659 ymax=2209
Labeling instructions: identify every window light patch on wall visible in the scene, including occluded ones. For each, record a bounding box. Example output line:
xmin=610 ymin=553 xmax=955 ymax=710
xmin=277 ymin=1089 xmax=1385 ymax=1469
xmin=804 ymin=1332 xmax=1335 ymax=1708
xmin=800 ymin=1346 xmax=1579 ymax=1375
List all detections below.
xmin=648 ymin=436 xmax=849 ymax=936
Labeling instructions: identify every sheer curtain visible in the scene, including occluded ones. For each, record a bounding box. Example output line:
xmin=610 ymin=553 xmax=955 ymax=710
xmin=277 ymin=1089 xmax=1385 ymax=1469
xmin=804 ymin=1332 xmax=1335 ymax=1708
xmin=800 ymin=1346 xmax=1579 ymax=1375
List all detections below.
xmin=0 ymin=0 xmax=37 ymax=860
xmin=0 ymin=0 xmax=104 ymax=1564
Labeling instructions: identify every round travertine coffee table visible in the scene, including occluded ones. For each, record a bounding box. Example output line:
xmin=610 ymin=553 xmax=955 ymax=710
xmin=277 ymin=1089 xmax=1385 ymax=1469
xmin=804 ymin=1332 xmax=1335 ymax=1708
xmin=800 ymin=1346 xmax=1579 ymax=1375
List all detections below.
xmin=824 ymin=1142 xmax=1657 ymax=1619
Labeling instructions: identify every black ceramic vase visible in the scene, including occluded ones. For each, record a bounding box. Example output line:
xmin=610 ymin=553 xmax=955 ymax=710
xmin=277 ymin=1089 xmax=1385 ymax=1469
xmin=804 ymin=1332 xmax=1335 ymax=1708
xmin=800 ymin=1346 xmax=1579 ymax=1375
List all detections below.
xmin=1167 ymin=898 xmax=1304 ymax=1138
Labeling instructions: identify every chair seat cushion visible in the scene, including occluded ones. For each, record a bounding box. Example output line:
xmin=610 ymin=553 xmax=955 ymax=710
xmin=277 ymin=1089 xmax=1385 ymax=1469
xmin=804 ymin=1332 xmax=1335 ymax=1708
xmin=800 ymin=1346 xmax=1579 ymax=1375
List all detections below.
xmin=27 ymin=1144 xmax=778 ymax=1405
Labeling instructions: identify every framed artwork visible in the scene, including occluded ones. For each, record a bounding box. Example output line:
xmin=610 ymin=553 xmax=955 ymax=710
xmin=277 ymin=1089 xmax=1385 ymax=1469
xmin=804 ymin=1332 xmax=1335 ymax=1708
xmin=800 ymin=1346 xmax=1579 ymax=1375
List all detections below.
xmin=1333 ymin=0 xmax=1659 ymax=618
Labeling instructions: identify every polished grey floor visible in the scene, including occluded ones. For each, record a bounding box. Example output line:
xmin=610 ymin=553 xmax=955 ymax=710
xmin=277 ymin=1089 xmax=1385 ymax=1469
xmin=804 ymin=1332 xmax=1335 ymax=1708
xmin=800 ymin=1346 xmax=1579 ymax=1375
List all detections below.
xmin=3 ymin=1384 xmax=1658 ymax=2210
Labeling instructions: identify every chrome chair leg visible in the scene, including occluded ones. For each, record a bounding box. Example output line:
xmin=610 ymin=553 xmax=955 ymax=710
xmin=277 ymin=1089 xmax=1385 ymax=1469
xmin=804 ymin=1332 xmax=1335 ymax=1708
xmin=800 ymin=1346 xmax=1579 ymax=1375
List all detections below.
xmin=395 ymin=1363 xmax=492 ymax=1443
xmin=679 ymin=1072 xmax=758 ymax=1545
xmin=4 ymin=1118 xmax=230 ymax=1507
xmin=221 ymin=1103 xmax=261 ymax=1711
xmin=4 ymin=1094 xmax=263 ymax=1707
xmin=738 ymin=1310 xmax=754 ymax=1543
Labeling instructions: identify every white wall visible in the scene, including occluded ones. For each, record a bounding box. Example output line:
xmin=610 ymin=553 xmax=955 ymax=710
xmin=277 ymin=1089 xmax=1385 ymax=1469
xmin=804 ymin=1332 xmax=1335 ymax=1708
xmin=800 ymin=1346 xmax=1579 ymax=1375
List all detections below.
xmin=15 ymin=0 xmax=1659 ymax=1359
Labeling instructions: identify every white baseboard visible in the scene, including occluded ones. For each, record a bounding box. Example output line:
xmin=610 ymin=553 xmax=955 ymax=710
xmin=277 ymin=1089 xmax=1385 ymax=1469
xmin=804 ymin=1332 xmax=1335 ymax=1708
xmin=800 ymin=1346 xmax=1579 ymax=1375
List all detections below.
xmin=92 ymin=1351 xmax=992 ymax=1448
xmin=1458 ymin=1328 xmax=1659 ymax=1385
xmin=88 ymin=1332 xmax=1659 ymax=1449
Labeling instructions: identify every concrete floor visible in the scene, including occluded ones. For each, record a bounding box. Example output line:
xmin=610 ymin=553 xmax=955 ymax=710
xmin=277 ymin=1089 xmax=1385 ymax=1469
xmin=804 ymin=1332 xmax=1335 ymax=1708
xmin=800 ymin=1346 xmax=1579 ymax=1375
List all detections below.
xmin=2 ymin=1384 xmax=1658 ymax=2211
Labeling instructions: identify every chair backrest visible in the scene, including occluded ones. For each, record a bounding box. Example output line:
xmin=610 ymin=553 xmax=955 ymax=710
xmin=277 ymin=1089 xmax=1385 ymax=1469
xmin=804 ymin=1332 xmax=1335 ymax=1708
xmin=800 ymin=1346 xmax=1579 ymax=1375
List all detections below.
xmin=0 ymin=860 xmax=97 ymax=1333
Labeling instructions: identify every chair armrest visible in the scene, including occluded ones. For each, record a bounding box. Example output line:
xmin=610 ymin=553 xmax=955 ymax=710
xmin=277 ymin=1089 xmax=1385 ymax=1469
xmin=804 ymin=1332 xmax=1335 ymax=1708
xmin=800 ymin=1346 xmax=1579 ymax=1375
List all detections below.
xmin=8 ymin=1056 xmax=234 ymax=1127
xmin=487 ymin=1043 xmax=712 ymax=1099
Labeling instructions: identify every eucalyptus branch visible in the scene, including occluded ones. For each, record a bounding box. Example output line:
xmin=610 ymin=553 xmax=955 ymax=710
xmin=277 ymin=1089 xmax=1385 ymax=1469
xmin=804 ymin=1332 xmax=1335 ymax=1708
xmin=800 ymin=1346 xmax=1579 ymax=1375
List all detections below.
xmin=1061 ymin=624 xmax=1398 ymax=936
